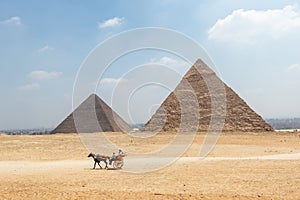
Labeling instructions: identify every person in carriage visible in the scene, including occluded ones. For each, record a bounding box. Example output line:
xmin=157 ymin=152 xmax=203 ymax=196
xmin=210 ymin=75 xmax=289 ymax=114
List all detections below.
xmin=109 ymin=149 xmax=126 ymax=165
xmin=109 ymin=152 xmax=116 ymax=165
xmin=118 ymin=149 xmax=126 ymax=156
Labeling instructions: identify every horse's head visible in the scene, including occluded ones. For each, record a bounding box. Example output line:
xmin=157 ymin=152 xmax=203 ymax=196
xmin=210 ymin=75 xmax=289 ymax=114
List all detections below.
xmin=87 ymin=153 xmax=94 ymax=158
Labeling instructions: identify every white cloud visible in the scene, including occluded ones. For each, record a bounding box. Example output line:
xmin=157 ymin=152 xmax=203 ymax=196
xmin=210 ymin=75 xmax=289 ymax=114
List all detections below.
xmin=19 ymin=83 xmax=40 ymax=91
xmin=38 ymin=45 xmax=53 ymax=53
xmin=29 ymin=70 xmax=63 ymax=81
xmin=98 ymin=17 xmax=124 ymax=28
xmin=208 ymin=5 xmax=300 ymax=44
xmin=288 ymin=63 xmax=300 ymax=71
xmin=150 ymin=56 xmax=188 ymax=68
xmin=100 ymin=78 xmax=127 ymax=84
xmin=98 ymin=78 xmax=128 ymax=93
xmin=2 ymin=16 xmax=22 ymax=26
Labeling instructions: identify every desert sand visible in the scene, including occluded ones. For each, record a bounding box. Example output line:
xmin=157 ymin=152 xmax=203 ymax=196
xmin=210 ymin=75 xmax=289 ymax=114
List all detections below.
xmin=0 ymin=132 xmax=300 ymax=199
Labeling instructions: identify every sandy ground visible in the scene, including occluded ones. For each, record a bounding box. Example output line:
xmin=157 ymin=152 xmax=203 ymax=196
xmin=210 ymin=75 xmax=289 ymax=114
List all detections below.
xmin=0 ymin=132 xmax=300 ymax=199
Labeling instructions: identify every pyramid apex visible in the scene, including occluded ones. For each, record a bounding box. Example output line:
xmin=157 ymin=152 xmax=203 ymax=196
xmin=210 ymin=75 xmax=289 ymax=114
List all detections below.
xmin=184 ymin=59 xmax=215 ymax=78
xmin=86 ymin=93 xmax=100 ymax=100
xmin=89 ymin=93 xmax=97 ymax=97
xmin=195 ymin=58 xmax=205 ymax=64
xmin=194 ymin=59 xmax=216 ymax=74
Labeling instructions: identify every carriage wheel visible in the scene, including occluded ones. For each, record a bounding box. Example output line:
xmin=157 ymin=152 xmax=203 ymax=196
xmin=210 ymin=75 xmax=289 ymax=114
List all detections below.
xmin=113 ymin=160 xmax=124 ymax=169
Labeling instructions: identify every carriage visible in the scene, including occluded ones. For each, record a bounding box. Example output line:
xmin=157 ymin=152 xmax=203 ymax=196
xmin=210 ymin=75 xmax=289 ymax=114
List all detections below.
xmin=88 ymin=152 xmax=126 ymax=170
xmin=111 ymin=154 xmax=126 ymax=169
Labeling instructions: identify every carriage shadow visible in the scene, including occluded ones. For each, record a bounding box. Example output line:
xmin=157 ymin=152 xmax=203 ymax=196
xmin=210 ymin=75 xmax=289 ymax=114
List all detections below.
xmin=106 ymin=167 xmax=120 ymax=170
xmin=84 ymin=167 xmax=120 ymax=170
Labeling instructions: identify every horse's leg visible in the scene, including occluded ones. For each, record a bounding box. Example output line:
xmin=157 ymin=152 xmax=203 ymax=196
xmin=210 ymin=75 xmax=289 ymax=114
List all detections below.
xmin=98 ymin=161 xmax=102 ymax=169
xmin=93 ymin=161 xmax=96 ymax=169
xmin=104 ymin=160 xmax=108 ymax=169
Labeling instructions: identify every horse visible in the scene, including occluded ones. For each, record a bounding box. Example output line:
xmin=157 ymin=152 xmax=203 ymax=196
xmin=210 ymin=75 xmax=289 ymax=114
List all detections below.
xmin=88 ymin=153 xmax=110 ymax=169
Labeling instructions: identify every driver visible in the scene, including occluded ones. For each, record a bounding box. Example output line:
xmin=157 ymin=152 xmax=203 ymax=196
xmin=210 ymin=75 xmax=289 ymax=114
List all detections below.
xmin=119 ymin=149 xmax=125 ymax=156
xmin=109 ymin=152 xmax=116 ymax=165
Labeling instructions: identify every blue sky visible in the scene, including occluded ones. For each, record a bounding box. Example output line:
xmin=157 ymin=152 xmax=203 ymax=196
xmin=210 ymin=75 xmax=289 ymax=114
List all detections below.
xmin=1 ymin=0 xmax=300 ymax=129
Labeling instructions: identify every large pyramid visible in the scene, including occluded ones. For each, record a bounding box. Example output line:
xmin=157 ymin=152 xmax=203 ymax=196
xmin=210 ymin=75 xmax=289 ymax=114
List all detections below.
xmin=52 ymin=94 xmax=130 ymax=133
xmin=144 ymin=59 xmax=274 ymax=132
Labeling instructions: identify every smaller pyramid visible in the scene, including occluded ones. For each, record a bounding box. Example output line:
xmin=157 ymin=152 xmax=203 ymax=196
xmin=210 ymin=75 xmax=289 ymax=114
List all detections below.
xmin=52 ymin=94 xmax=130 ymax=133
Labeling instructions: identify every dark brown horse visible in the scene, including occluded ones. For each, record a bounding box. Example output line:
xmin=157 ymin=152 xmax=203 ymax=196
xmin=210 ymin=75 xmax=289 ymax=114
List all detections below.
xmin=88 ymin=153 xmax=110 ymax=169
